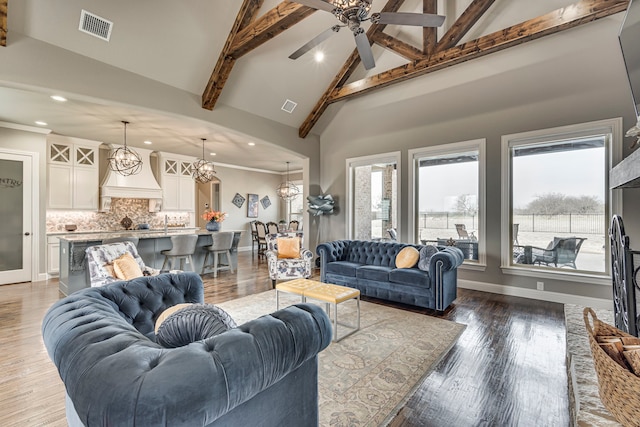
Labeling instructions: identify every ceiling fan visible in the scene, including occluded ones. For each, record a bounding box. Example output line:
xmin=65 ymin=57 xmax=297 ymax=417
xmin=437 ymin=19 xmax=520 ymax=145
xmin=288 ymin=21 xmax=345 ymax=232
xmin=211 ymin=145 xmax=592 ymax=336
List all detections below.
xmin=289 ymin=0 xmax=445 ymax=70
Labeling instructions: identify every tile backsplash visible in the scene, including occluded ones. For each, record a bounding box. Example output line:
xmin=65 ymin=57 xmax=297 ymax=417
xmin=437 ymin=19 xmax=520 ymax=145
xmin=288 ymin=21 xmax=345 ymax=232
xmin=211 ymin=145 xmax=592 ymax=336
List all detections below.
xmin=46 ymin=198 xmax=190 ymax=233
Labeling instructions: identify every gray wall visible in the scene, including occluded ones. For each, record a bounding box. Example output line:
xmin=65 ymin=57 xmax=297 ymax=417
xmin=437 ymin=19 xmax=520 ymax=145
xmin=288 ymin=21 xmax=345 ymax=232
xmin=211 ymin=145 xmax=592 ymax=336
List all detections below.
xmin=317 ymin=16 xmax=638 ymax=301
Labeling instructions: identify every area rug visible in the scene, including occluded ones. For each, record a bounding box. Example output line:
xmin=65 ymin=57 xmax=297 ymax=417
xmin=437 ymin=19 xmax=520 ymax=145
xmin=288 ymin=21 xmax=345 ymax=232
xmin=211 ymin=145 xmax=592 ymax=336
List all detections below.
xmin=217 ymin=291 xmax=466 ymax=427
xmin=564 ymin=304 xmax=621 ymax=426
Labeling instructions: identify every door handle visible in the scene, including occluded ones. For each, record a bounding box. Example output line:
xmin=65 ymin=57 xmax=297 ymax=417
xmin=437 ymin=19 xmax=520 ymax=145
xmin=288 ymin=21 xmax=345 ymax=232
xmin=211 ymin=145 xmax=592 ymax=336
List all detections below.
xmin=24 ymin=232 xmax=31 ymax=236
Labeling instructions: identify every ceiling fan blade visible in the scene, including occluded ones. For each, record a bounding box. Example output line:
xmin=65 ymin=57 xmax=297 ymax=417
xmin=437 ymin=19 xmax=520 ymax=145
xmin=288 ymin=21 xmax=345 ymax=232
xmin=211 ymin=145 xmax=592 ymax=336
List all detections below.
xmin=377 ymin=12 xmax=445 ymax=27
xmin=354 ymin=30 xmax=375 ymax=70
xmin=292 ymin=0 xmax=336 ymax=13
xmin=289 ymin=26 xmax=340 ymax=60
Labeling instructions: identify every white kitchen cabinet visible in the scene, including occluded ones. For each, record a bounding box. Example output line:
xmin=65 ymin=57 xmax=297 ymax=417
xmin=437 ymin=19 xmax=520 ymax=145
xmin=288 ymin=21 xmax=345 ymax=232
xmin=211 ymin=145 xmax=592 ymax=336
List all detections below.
xmin=158 ymin=154 xmax=195 ymax=212
xmin=47 ymin=236 xmax=60 ymax=276
xmin=47 ymin=137 xmax=100 ymax=210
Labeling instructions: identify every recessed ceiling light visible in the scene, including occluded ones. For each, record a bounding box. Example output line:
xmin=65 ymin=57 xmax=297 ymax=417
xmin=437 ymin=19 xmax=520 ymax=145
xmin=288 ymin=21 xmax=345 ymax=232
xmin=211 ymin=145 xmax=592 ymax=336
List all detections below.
xmin=50 ymin=95 xmax=67 ymax=102
xmin=248 ymin=142 xmax=255 ymax=146
xmin=314 ymin=51 xmax=325 ymax=62
xmin=210 ymin=152 xmax=216 ymax=156
xmin=35 ymin=121 xmax=48 ymax=126
xmin=143 ymin=140 xmax=152 ymax=145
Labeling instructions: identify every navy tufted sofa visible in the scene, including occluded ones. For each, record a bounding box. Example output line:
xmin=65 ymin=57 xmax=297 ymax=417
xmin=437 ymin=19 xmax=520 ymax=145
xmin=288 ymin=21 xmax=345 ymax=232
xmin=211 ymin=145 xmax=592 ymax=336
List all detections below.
xmin=42 ymin=272 xmax=332 ymax=427
xmin=316 ymin=240 xmax=464 ymax=311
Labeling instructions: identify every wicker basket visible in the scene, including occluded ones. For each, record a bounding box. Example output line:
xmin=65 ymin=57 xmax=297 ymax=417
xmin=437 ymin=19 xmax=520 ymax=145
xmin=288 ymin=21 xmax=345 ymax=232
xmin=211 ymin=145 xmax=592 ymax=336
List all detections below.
xmin=584 ymin=307 xmax=640 ymax=426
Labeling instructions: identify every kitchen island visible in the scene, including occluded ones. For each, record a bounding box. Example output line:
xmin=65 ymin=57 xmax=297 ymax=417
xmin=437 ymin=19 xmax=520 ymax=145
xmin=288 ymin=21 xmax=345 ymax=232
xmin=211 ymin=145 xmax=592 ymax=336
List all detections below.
xmin=57 ymin=229 xmax=242 ymax=295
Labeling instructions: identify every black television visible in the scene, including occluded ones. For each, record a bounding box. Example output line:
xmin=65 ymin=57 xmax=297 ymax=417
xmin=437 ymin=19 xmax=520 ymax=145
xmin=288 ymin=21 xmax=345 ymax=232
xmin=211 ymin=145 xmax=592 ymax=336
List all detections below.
xmin=619 ymin=0 xmax=640 ymax=120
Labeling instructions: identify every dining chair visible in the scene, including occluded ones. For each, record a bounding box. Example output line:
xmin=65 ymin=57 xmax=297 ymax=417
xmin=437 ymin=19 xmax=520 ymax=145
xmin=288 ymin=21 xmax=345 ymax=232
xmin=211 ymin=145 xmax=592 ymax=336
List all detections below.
xmin=289 ymin=220 xmax=300 ymax=231
xmin=255 ymin=221 xmax=268 ymax=258
xmin=266 ymin=221 xmax=279 ymax=234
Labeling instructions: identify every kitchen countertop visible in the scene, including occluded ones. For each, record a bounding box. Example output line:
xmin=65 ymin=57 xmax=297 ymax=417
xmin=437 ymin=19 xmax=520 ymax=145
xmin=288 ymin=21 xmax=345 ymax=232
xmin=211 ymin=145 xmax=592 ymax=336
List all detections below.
xmin=55 ymin=228 xmax=243 ymax=242
xmin=47 ymin=227 xmax=198 ymax=237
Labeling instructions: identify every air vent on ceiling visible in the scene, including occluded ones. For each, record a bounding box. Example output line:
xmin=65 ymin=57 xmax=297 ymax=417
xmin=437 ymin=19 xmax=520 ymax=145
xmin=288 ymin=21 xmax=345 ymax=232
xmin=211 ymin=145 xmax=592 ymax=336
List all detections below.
xmin=281 ymin=99 xmax=297 ymax=114
xmin=79 ymin=10 xmax=113 ymax=41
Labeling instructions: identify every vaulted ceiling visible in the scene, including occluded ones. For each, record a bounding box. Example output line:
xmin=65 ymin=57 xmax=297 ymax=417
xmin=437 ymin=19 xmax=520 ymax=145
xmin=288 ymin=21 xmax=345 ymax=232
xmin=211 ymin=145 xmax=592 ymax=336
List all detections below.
xmin=0 ymin=0 xmax=630 ymax=171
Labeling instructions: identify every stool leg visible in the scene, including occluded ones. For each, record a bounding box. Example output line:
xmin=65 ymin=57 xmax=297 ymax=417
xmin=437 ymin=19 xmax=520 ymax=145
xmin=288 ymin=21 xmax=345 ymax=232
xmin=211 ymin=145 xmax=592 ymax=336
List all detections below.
xmin=161 ymin=256 xmax=168 ymax=271
xmin=227 ymin=250 xmax=234 ymax=273
xmin=201 ymin=252 xmax=209 ymax=274
xmin=213 ymin=252 xmax=219 ymax=278
xmin=187 ymin=255 xmax=194 ymax=272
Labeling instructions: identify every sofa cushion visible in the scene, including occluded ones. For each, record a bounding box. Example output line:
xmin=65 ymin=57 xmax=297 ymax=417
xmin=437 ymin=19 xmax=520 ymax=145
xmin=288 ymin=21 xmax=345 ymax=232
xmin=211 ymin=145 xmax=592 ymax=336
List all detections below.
xmin=156 ymin=303 xmax=237 ymax=348
xmin=389 ymin=268 xmax=431 ymax=288
xmin=418 ymin=245 xmax=439 ymax=271
xmin=325 ymin=261 xmax=361 ymax=277
xmin=356 ymin=265 xmax=393 ymax=282
xmin=396 ymin=247 xmax=419 ymax=268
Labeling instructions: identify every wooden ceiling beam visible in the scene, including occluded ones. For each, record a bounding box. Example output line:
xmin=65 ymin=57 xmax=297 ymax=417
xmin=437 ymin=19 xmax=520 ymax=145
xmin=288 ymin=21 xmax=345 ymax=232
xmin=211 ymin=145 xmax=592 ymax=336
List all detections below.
xmin=436 ymin=0 xmax=496 ymax=52
xmin=202 ymin=1 xmax=315 ymax=110
xmin=298 ymin=0 xmax=406 ymax=137
xmin=202 ymin=0 xmax=263 ymax=110
xmin=371 ymin=32 xmax=423 ymax=61
xmin=325 ymin=0 xmax=628 ymax=108
xmin=229 ymin=2 xmax=316 ymax=58
xmin=423 ymin=0 xmax=437 ymax=54
xmin=0 ymin=0 xmax=7 ymax=47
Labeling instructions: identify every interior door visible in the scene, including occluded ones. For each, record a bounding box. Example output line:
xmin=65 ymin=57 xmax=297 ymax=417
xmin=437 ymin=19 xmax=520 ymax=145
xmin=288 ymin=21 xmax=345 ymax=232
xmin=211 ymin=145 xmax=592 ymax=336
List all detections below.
xmin=0 ymin=152 xmax=32 ymax=285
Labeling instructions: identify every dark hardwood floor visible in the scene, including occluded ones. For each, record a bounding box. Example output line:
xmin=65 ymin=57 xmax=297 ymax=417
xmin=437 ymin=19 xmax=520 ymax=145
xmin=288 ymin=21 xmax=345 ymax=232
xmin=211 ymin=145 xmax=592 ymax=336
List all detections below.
xmin=0 ymin=251 xmax=569 ymax=426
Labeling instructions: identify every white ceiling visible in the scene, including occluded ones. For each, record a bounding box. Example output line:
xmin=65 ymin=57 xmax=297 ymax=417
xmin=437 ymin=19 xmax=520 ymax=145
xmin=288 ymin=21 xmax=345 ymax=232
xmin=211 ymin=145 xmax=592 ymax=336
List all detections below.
xmin=0 ymin=0 xmax=628 ymax=172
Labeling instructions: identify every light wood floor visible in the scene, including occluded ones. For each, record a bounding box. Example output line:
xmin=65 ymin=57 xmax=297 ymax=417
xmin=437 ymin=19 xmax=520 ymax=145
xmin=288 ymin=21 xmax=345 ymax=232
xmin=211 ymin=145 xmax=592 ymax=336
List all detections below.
xmin=0 ymin=251 xmax=569 ymax=426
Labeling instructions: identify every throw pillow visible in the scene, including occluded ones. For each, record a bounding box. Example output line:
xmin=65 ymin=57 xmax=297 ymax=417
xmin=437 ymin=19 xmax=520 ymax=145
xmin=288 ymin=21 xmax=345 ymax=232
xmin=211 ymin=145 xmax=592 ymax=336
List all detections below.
xmin=396 ymin=246 xmax=420 ymax=268
xmin=155 ymin=303 xmax=237 ymax=348
xmin=103 ymin=263 xmax=116 ymax=278
xmin=155 ymin=303 xmax=192 ymax=334
xmin=277 ymin=237 xmax=301 ymax=259
xmin=113 ymin=253 xmax=143 ymax=280
xmin=418 ymin=245 xmax=439 ymax=271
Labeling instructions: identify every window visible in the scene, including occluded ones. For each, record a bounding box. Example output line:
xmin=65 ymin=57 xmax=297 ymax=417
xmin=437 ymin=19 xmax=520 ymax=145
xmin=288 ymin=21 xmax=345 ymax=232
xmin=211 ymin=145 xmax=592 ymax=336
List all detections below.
xmin=347 ymin=152 xmax=400 ymax=240
xmin=409 ymin=140 xmax=486 ymax=268
xmin=288 ymin=180 xmax=304 ymax=225
xmin=501 ymin=118 xmax=622 ymax=281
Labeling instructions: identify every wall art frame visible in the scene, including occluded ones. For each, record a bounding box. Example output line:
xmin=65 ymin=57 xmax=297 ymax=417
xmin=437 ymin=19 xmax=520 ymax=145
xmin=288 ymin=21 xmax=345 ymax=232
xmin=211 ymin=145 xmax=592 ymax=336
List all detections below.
xmin=247 ymin=193 xmax=259 ymax=218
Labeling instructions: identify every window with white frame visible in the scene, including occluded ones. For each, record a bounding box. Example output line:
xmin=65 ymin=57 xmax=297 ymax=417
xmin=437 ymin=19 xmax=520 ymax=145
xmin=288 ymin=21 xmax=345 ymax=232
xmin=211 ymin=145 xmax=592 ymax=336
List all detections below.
xmin=347 ymin=153 xmax=400 ymax=241
xmin=409 ymin=140 xmax=486 ymax=267
xmin=501 ymin=118 xmax=622 ymax=280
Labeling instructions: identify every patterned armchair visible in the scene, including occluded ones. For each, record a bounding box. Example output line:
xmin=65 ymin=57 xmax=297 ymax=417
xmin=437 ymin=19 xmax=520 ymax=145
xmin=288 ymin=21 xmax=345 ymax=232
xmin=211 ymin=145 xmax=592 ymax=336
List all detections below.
xmin=85 ymin=241 xmax=159 ymax=287
xmin=265 ymin=233 xmax=313 ymax=288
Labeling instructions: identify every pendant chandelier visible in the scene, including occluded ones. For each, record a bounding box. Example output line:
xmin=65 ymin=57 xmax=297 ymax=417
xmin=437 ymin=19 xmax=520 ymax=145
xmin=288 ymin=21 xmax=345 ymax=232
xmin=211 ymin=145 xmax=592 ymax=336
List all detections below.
xmin=276 ymin=161 xmax=300 ymax=201
xmin=107 ymin=121 xmax=142 ymax=176
xmin=192 ymin=138 xmax=216 ymax=184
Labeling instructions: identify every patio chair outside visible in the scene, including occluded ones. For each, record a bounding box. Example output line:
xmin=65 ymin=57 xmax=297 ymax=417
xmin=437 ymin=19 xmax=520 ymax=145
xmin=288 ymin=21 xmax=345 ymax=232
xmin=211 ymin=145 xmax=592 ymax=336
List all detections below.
xmin=455 ymin=224 xmax=476 ymax=240
xmin=532 ymin=237 xmax=587 ymax=269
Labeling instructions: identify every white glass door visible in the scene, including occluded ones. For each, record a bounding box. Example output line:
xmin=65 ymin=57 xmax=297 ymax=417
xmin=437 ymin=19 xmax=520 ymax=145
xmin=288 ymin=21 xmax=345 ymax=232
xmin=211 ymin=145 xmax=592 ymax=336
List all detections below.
xmin=0 ymin=152 xmax=32 ymax=285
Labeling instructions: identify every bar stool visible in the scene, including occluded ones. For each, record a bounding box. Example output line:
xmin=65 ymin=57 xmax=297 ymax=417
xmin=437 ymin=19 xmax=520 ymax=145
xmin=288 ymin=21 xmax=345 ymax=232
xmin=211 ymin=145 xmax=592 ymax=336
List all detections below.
xmin=161 ymin=234 xmax=198 ymax=272
xmin=202 ymin=232 xmax=235 ymax=277
xmin=102 ymin=236 xmax=139 ymax=246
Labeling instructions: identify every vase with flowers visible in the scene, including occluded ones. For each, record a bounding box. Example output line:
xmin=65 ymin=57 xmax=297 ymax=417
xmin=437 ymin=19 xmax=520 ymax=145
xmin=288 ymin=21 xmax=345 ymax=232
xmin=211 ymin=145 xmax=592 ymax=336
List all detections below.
xmin=201 ymin=209 xmax=227 ymax=232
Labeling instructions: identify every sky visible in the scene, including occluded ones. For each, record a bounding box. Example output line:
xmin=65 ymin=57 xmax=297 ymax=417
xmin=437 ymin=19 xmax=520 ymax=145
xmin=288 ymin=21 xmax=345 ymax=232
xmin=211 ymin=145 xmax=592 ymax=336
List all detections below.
xmin=416 ymin=147 xmax=605 ymax=212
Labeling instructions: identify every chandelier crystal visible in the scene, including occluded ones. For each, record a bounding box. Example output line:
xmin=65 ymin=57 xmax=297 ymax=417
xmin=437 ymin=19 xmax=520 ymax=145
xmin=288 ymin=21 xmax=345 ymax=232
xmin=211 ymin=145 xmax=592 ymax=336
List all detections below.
xmin=108 ymin=121 xmax=142 ymax=176
xmin=276 ymin=161 xmax=300 ymax=201
xmin=192 ymin=138 xmax=216 ymax=184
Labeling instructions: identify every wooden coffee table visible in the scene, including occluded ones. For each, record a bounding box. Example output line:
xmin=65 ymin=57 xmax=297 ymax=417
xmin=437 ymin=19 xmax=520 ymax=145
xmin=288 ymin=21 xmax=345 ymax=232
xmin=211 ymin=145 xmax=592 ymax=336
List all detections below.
xmin=275 ymin=278 xmax=360 ymax=342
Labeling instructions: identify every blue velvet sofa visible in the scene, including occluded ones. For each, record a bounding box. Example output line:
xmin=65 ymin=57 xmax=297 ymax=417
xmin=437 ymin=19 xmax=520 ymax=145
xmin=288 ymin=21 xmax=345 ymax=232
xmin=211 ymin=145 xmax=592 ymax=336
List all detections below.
xmin=42 ymin=272 xmax=332 ymax=427
xmin=316 ymin=240 xmax=464 ymax=311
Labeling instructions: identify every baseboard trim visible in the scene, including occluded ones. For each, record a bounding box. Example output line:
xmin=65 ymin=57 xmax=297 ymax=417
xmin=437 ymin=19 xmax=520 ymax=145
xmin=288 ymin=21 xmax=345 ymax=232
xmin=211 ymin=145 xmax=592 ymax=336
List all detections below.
xmin=458 ymin=279 xmax=612 ymax=309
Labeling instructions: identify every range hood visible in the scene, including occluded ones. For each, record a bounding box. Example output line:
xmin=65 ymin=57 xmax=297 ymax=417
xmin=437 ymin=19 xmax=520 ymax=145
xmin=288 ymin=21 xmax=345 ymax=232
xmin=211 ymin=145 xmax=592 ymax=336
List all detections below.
xmin=610 ymin=147 xmax=640 ymax=189
xmin=100 ymin=145 xmax=163 ymax=211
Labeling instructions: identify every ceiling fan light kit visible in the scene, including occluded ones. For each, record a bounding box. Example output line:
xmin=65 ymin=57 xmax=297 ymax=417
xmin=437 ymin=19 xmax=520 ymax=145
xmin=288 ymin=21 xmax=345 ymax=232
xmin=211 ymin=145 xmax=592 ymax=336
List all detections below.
xmin=290 ymin=0 xmax=444 ymax=69
xmin=108 ymin=121 xmax=143 ymax=176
